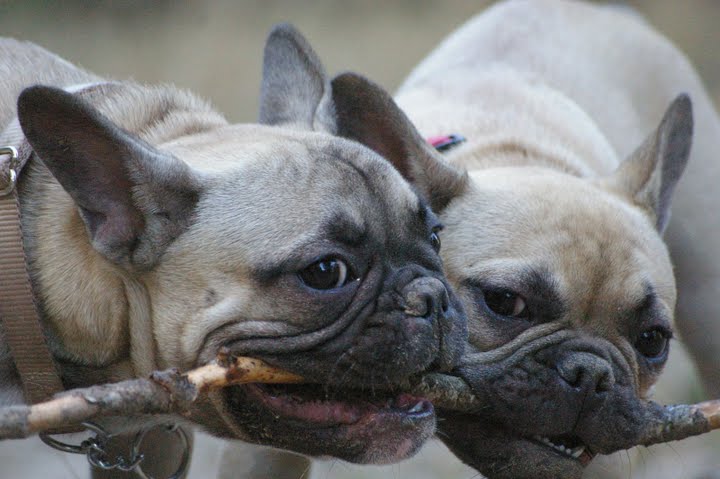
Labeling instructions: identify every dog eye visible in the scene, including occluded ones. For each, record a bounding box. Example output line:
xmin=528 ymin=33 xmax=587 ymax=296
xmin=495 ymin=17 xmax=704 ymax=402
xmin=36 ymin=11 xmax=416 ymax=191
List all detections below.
xmin=635 ymin=327 xmax=671 ymax=359
xmin=298 ymin=258 xmax=354 ymax=290
xmin=483 ymin=289 xmax=529 ymax=319
xmin=430 ymin=229 xmax=441 ymax=253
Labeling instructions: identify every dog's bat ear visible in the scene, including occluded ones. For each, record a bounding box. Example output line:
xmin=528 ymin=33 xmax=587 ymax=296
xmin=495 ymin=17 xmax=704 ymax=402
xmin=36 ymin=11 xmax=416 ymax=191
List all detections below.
xmin=604 ymin=94 xmax=693 ymax=232
xmin=329 ymin=72 xmax=468 ymax=212
xmin=17 ymin=85 xmax=202 ymax=270
xmin=258 ymin=23 xmax=333 ymax=130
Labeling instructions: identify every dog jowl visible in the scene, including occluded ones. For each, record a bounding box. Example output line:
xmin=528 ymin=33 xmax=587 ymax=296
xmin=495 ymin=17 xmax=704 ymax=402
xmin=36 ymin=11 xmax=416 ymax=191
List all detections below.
xmin=0 ymin=25 xmax=466 ymax=464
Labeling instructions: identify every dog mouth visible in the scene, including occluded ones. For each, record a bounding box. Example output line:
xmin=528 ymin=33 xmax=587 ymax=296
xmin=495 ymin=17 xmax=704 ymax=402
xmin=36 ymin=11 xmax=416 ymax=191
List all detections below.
xmin=230 ymin=383 xmax=433 ymax=426
xmin=439 ymin=412 xmax=597 ymax=479
xmin=529 ymin=434 xmax=595 ymax=465
xmin=219 ymin=382 xmax=436 ymax=463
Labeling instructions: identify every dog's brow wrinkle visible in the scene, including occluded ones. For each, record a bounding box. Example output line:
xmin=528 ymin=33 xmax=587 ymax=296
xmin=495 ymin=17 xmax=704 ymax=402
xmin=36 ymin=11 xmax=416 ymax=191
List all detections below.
xmin=324 ymin=213 xmax=368 ymax=247
xmin=321 ymin=144 xmax=373 ymax=187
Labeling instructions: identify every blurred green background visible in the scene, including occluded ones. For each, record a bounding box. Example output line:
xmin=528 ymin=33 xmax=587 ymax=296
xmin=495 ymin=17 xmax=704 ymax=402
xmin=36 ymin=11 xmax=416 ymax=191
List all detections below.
xmin=0 ymin=1 xmax=718 ymax=478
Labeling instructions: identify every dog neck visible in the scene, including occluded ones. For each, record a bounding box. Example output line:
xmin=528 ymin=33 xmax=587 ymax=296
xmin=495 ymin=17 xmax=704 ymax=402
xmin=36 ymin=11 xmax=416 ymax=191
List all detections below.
xmin=396 ymin=65 xmax=621 ymax=177
xmin=2 ymin=82 xmax=227 ymax=402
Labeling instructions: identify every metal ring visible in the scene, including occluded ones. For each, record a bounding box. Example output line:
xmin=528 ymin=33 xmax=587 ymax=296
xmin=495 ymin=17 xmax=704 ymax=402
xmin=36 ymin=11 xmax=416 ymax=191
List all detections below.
xmin=40 ymin=421 xmax=190 ymax=478
xmin=0 ymin=167 xmax=17 ymax=196
xmin=0 ymin=145 xmax=19 ymax=162
xmin=0 ymin=145 xmax=20 ymax=196
xmin=133 ymin=424 xmax=191 ymax=479
xmin=39 ymin=421 xmax=109 ymax=455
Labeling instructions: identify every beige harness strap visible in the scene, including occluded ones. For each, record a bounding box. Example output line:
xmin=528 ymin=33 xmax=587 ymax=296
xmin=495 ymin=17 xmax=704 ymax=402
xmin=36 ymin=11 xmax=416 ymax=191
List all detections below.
xmin=0 ymin=128 xmax=64 ymax=404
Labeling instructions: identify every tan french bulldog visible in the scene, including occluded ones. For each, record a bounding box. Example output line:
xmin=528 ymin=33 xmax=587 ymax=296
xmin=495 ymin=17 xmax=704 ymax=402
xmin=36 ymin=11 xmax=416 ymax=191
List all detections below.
xmin=0 ymin=23 xmax=469 ymax=469
xmin=305 ymin=0 xmax=719 ymax=478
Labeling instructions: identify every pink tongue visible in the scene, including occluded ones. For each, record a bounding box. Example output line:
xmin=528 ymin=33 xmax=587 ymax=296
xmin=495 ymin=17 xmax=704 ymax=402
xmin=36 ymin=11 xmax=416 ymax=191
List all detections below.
xmin=246 ymin=385 xmax=429 ymax=425
xmin=264 ymin=393 xmax=378 ymax=424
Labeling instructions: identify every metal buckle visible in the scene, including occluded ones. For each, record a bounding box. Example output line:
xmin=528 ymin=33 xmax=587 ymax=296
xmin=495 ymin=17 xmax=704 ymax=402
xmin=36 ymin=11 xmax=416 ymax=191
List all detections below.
xmin=39 ymin=422 xmax=190 ymax=479
xmin=0 ymin=145 xmax=19 ymax=197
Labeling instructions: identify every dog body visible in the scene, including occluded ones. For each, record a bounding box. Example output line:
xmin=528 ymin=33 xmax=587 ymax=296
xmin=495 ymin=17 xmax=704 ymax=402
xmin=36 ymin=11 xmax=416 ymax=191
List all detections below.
xmin=0 ymin=27 xmax=468 ymax=469
xmin=389 ymin=0 xmax=718 ymax=477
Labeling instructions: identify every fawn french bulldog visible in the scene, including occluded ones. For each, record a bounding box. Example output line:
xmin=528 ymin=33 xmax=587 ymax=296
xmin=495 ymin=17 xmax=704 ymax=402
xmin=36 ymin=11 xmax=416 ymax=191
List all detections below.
xmin=0 ymin=24 xmax=467 ymax=468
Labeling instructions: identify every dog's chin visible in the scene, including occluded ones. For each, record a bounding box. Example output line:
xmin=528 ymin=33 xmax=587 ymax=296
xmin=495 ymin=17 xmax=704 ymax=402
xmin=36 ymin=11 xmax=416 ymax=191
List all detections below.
xmin=440 ymin=413 xmax=595 ymax=479
xmin=218 ymin=383 xmax=435 ymax=464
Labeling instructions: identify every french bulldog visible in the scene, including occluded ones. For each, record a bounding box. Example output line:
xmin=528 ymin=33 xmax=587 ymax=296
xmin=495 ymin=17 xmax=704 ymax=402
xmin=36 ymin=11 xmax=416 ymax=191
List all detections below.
xmin=0 ymin=22 xmax=468 ymax=472
xmin=299 ymin=0 xmax=718 ymax=478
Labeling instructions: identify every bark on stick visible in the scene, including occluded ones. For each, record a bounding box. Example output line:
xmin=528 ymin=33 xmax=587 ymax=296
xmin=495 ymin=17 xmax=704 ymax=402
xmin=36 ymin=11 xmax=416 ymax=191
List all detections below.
xmin=0 ymin=356 xmax=302 ymax=440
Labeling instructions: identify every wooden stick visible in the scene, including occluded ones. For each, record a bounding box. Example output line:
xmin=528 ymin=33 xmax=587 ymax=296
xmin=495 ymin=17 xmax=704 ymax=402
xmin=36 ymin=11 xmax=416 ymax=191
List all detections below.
xmin=2 ymin=361 xmax=719 ymax=452
xmin=0 ymin=355 xmax=302 ymax=440
xmin=414 ymin=373 xmax=720 ymax=450
xmin=633 ymin=399 xmax=720 ymax=448
xmin=411 ymin=373 xmax=484 ymax=412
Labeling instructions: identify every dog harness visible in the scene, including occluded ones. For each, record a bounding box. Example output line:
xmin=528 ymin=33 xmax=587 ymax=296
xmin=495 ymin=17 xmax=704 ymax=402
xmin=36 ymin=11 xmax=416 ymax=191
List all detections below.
xmin=0 ymin=126 xmax=63 ymax=405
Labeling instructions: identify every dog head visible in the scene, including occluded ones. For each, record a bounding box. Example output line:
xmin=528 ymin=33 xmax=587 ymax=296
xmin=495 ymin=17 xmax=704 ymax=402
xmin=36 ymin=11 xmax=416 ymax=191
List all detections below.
xmin=325 ymin=78 xmax=692 ymax=476
xmin=431 ymin=96 xmax=692 ymax=478
xmin=14 ymin=25 xmax=467 ymax=464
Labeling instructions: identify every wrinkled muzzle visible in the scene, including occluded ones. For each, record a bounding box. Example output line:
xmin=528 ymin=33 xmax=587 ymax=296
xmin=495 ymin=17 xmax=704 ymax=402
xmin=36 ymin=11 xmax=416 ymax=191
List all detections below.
xmin=456 ymin=328 xmax=646 ymax=450
xmin=428 ymin=326 xmax=655 ymax=479
xmin=196 ymin=263 xmax=467 ymax=464
xmin=301 ymin=264 xmax=466 ymax=387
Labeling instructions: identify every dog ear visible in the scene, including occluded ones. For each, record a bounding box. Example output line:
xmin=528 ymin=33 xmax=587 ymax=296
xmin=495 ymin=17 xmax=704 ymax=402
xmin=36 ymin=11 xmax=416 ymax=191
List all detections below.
xmin=605 ymin=94 xmax=692 ymax=232
xmin=17 ymin=85 xmax=202 ymax=270
xmin=330 ymin=72 xmax=468 ymax=212
xmin=258 ymin=23 xmax=333 ymax=130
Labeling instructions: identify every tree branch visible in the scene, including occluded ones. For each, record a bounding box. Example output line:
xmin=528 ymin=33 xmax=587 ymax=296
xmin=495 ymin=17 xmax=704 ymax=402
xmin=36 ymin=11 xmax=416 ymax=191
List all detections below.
xmin=413 ymin=373 xmax=720 ymax=451
xmin=1 ymin=361 xmax=718 ymax=454
xmin=0 ymin=355 xmax=302 ymax=439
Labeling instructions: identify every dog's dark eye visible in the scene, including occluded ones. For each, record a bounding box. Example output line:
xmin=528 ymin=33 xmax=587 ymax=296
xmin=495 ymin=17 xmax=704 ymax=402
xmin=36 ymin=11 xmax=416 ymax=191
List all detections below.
xmin=483 ymin=289 xmax=529 ymax=319
xmin=430 ymin=229 xmax=441 ymax=253
xmin=298 ymin=258 xmax=354 ymax=290
xmin=635 ymin=328 xmax=671 ymax=359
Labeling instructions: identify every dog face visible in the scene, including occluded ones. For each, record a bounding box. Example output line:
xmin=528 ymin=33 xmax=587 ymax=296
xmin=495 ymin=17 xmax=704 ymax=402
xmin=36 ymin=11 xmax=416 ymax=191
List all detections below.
xmin=14 ymin=25 xmax=467 ymax=464
xmin=436 ymin=169 xmax=677 ymax=478
xmin=150 ymin=125 xmax=466 ymax=463
xmin=323 ymin=74 xmax=692 ymax=476
xmin=427 ymin=97 xmax=692 ymax=478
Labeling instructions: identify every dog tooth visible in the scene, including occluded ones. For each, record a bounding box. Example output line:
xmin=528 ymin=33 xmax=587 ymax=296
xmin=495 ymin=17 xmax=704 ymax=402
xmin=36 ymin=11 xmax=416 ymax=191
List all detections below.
xmin=571 ymin=446 xmax=585 ymax=458
xmin=408 ymin=402 xmax=425 ymax=414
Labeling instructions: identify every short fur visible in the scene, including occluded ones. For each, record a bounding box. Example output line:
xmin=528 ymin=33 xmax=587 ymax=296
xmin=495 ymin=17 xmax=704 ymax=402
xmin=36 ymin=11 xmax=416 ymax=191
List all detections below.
xmin=293 ymin=1 xmax=716 ymax=477
xmin=390 ymin=1 xmax=715 ymax=477
xmin=0 ymin=25 xmax=468 ymax=471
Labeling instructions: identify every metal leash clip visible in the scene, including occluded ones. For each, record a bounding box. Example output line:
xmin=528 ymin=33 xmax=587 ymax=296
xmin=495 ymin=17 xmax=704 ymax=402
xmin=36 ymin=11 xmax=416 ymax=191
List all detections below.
xmin=39 ymin=421 xmax=190 ymax=479
xmin=0 ymin=145 xmax=19 ymax=197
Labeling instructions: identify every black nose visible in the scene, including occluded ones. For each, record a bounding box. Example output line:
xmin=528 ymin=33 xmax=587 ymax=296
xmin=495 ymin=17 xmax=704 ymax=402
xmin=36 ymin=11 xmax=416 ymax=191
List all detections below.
xmin=557 ymin=352 xmax=615 ymax=395
xmin=401 ymin=277 xmax=450 ymax=318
